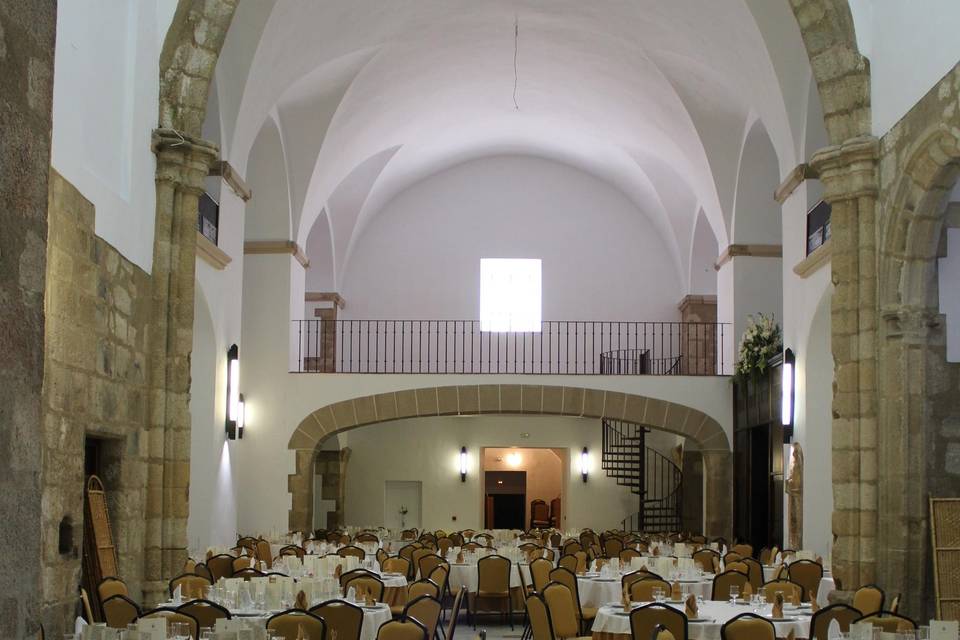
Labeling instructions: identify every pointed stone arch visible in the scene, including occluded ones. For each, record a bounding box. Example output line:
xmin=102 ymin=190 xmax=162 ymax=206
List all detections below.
xmin=286 ymin=384 xmax=731 ymax=536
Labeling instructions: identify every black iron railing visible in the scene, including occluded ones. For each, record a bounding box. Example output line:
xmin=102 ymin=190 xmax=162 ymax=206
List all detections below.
xmin=292 ymin=320 xmax=727 ymax=375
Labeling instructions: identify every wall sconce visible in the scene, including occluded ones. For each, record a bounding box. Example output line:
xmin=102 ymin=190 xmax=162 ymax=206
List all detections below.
xmin=460 ymin=447 xmax=468 ymax=482
xmin=580 ymin=447 xmax=589 ymax=483
xmin=226 ymin=344 xmax=240 ymax=440
xmin=237 ymin=393 xmax=246 ymax=439
xmin=781 ymin=348 xmax=795 ymax=442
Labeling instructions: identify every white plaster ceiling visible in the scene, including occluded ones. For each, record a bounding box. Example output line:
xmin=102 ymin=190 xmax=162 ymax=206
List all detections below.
xmin=219 ymin=0 xmax=816 ymax=291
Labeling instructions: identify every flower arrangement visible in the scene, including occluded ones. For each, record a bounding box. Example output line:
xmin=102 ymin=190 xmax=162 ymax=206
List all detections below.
xmin=398 ymin=505 xmax=408 ymax=527
xmin=735 ymin=313 xmax=782 ymax=380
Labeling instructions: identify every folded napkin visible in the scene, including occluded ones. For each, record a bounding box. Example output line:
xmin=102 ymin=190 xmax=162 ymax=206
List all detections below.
xmin=652 ymin=547 xmax=661 ymax=557
xmin=786 ymin=630 xmax=795 ymax=640
xmin=250 ymin=556 xmax=256 ymax=568
xmin=684 ymin=593 xmax=698 ymax=619
xmin=74 ymin=616 xmax=87 ymax=637
xmin=671 ymin=581 xmax=681 ymax=600
xmin=347 ymin=586 xmax=356 ymax=602
xmin=172 ymin=584 xmax=182 ymax=604
xmin=296 ymin=624 xmax=306 ymax=640
xmin=789 ymin=590 xmax=799 ymax=606
xmin=295 ymin=590 xmax=308 ymax=610
xmin=334 ymin=564 xmax=343 ymax=579
xmin=456 ymin=551 xmax=465 ymax=563
xmin=810 ymin=598 xmax=820 ymax=613
xmin=742 ymin=582 xmax=752 ymax=597
xmin=772 ymin=592 xmax=784 ymax=618
xmin=827 ymin=619 xmax=842 ymax=639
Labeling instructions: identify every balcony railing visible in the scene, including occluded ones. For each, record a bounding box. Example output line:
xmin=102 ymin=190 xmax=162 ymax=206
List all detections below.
xmin=292 ymin=320 xmax=728 ymax=375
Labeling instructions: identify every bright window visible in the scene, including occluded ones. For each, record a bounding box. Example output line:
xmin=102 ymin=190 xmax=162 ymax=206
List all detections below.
xmin=480 ymin=258 xmax=542 ymax=332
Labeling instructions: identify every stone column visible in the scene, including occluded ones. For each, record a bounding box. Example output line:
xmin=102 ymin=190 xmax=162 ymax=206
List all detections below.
xmin=143 ymin=129 xmax=219 ymax=604
xmin=810 ymin=135 xmax=880 ymax=592
xmin=701 ymin=450 xmax=732 ymax=539
xmin=678 ymin=295 xmax=718 ymax=375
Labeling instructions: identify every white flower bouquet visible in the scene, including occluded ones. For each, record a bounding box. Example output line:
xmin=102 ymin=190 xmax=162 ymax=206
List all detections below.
xmin=734 ymin=313 xmax=782 ymax=380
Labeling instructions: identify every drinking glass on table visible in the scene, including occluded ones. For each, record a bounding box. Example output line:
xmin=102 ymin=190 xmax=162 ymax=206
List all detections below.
xmin=729 ymin=585 xmax=740 ymax=605
xmin=169 ymin=621 xmax=190 ymax=640
xmin=917 ymin=626 xmax=930 ymax=640
xmin=200 ymin=628 xmax=214 ymax=640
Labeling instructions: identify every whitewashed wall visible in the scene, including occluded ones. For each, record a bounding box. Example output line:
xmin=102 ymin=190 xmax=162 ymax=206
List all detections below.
xmin=848 ymin=0 xmax=960 ymax=136
xmin=336 ymin=156 xmax=685 ymax=322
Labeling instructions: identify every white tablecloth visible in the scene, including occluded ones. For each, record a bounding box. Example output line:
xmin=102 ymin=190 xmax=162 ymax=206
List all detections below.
xmin=591 ymin=601 xmax=811 ymax=640
xmin=577 ymin=576 xmax=713 ymax=608
xmin=448 ymin=563 xmax=522 ymax=593
xmin=219 ymin=602 xmax=391 ymax=640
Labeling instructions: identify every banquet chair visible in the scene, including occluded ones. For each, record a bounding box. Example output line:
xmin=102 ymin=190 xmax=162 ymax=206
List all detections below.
xmin=403 ymin=595 xmax=443 ymax=640
xmin=97 ymin=576 xmax=128 ymax=606
xmin=691 ymin=549 xmax=718 ymax=572
xmin=343 ymin=574 xmax=386 ymax=601
xmin=809 ymin=603 xmax=862 ymax=640
xmin=233 ymin=555 xmax=257 ymax=573
xmin=549 ymin=567 xmax=596 ymax=633
xmin=341 ymin=569 xmax=378 ymax=588
xmin=233 ymin=568 xmax=266 ymax=580
xmin=604 ymin=538 xmax=625 ymax=559
xmin=310 ymin=599 xmax=364 ymax=640
xmin=377 ymin=617 xmax=429 ymax=640
xmin=629 ymin=603 xmax=688 ymax=640
xmin=629 ymin=578 xmax=672 ymax=603
xmin=473 ymin=554 xmax=513 ymax=629
xmin=409 ymin=579 xmax=441 ymax=601
xmin=402 ymin=529 xmax=419 ymax=541
xmin=279 ymin=544 xmax=305 ymax=560
xmin=852 ymin=584 xmax=885 ymax=616
xmin=377 ymin=548 xmax=390 ymax=566
xmin=339 ymin=545 xmax=367 ymax=561
xmin=384 ymin=556 xmax=412 ymax=578
xmin=526 ymin=593 xmax=558 ymax=640
xmin=177 ymin=599 xmax=230 ymax=627
xmin=710 ymin=571 xmax=749 ymax=601
xmin=427 ymin=565 xmax=450 ymax=600
xmin=531 ymin=500 xmax=551 ymax=529
xmin=169 ymin=573 xmax=212 ymax=599
xmin=437 ymin=537 xmax=454 ymax=557
xmin=102 ymin=594 xmax=141 ymax=628
xmin=530 ymin=557 xmax=553 ymax=593
xmin=194 ymin=562 xmax=214 ymax=582
xmin=541 ymin=582 xmax=587 ymax=640
xmin=356 ymin=532 xmax=380 ymax=543
xmin=139 ymin=608 xmax=199 ymax=638
xmin=445 ymin=586 xmax=467 ymax=640
xmin=758 ymin=547 xmax=772 ymax=565
xmin=622 ymin=570 xmax=662 ymax=593
xmin=725 ymin=561 xmax=749 ymax=575
xmin=461 ymin=542 xmax=483 ymax=553
xmin=741 ymin=558 xmax=764 ymax=591
xmin=420 ymin=533 xmax=438 ymax=546
xmin=550 ymin=533 xmax=562 ymax=548
xmin=759 ymin=579 xmax=804 ymax=604
xmin=449 ymin=533 xmax=464 ymax=547
xmin=787 ymin=559 xmax=823 ymax=602
xmin=557 ymin=555 xmax=578 ymax=573
xmin=731 ymin=544 xmax=753 ymax=559
xmin=620 ymin=548 xmax=641 ymax=563
xmin=400 ymin=544 xmax=420 ymax=563
xmin=207 ymin=553 xmax=235 ymax=580
xmin=854 ymin=612 xmax=917 ymax=633
xmin=720 ymin=613 xmax=775 ymax=640
xmin=237 ymin=535 xmax=259 ymax=550
xmin=562 ymin=541 xmax=583 ymax=557
xmin=267 ymin=609 xmax=327 ymax=640
xmin=256 ymin=540 xmax=274 ymax=569
xmin=722 ymin=552 xmax=742 ymax=565
xmin=574 ymin=552 xmax=588 ymax=573
xmin=474 ymin=533 xmax=494 ymax=545
xmin=418 ymin=553 xmax=446 ymax=580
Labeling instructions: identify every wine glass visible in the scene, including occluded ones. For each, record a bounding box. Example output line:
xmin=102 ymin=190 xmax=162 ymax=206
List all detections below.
xmin=200 ymin=628 xmax=214 ymax=640
xmin=169 ymin=622 xmax=189 ymax=640
xmin=728 ymin=585 xmax=740 ymax=605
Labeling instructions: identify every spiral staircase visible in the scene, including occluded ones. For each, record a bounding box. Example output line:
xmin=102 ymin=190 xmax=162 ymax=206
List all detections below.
xmin=601 ymin=417 xmax=683 ymax=532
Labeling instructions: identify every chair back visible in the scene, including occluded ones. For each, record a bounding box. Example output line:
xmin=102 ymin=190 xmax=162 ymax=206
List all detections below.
xmin=720 ymin=613 xmax=775 ymax=640
xmin=97 ymin=577 xmax=128 ymax=605
xmin=355 ymin=533 xmax=379 ymax=543
xmin=531 ymin=557 xmax=553 ymax=592
xmin=742 ymin=558 xmax=764 ymax=590
xmin=403 ymin=595 xmax=443 ymax=640
xmin=437 ymin=537 xmax=454 ymax=556
xmin=194 ymin=562 xmax=214 ymax=582
xmin=809 ymin=603 xmax=861 ymax=640
xmin=207 ymin=553 xmax=235 ymax=580
xmin=531 ymin=500 xmax=551 ymax=526
xmin=266 ymin=609 xmax=327 ymax=640
xmin=710 ymin=571 xmax=749 ymax=601
xmin=444 ymin=587 xmax=467 ymax=640
xmin=169 ymin=573 xmax=212 ymax=599
xmin=418 ymin=553 xmax=445 ymax=580
xmin=562 ymin=540 xmax=582 ymax=557
xmin=630 ymin=578 xmax=672 ymax=602
xmin=340 ymin=569 xmax=377 ymax=588
xmin=629 ymin=603 xmax=688 ymax=640
xmin=620 ymin=548 xmax=641 ymax=563
xmin=691 ymin=549 xmax=719 ymax=573
xmin=725 ymin=561 xmax=749 ymax=575
xmin=408 ymin=579 xmax=441 ymax=600
xmin=549 ymin=567 xmax=586 ymax=619
xmin=102 ymin=595 xmax=140 ymax=629
xmin=477 ymin=555 xmax=511 ymax=595
xmin=852 ymin=585 xmax=885 ymax=616
xmin=376 ymin=618 xmax=428 ymax=640
xmin=255 ymin=540 xmax=273 ymax=568
xmin=604 ymin=538 xmax=625 ymax=558
xmin=233 ymin=555 xmax=257 ymax=573
xmin=343 ymin=574 xmax=386 ymax=601
xmin=731 ymin=544 xmax=753 ymax=558
xmin=787 ymin=560 xmax=823 ymax=602
xmin=542 ymin=582 xmax=579 ymax=639
xmin=427 ymin=565 xmax=449 ymax=596
xmin=310 ymin=599 xmax=364 ymax=640
xmin=399 ymin=544 xmax=419 ymax=562
xmin=759 ymin=579 xmax=804 ymax=604
xmin=382 ymin=556 xmax=411 ymax=576
xmin=233 ymin=568 xmax=266 ymax=580
xmin=338 ymin=545 xmax=366 ymax=560
xmin=177 ymin=599 xmax=230 ymax=627
xmin=854 ymin=612 xmax=917 ymax=633
xmin=557 ymin=554 xmax=577 ymax=573
xmin=526 ymin=593 xmax=556 ymax=640
xmin=139 ymin=609 xmax=199 ymax=639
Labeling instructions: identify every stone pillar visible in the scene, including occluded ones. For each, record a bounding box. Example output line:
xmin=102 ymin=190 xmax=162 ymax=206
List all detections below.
xmin=678 ymin=295 xmax=718 ymax=375
xmin=810 ymin=135 xmax=880 ymax=592
xmin=701 ymin=450 xmax=732 ymax=539
xmin=0 ymin=2 xmax=56 ymax=636
xmin=143 ymin=129 xmax=218 ymax=604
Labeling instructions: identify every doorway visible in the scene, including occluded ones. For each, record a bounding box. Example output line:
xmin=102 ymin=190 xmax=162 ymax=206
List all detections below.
xmin=484 ymin=471 xmax=526 ymax=529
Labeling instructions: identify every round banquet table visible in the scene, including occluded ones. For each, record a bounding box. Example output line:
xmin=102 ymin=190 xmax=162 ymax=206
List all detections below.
xmin=161 ymin=599 xmax=391 ymax=640
xmin=576 ymin=575 xmax=713 ymax=608
xmin=591 ymin=600 xmax=812 ymax=640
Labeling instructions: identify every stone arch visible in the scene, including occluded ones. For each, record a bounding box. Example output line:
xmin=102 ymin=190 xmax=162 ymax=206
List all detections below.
xmin=286 ymin=384 xmax=731 ymax=536
xmin=788 ymin=0 xmax=870 ymax=145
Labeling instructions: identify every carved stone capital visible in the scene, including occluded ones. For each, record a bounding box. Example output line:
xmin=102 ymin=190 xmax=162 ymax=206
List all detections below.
xmin=881 ymin=304 xmax=944 ymax=343
xmin=151 ymin=128 xmax=220 ymax=195
xmin=809 ymin=136 xmax=880 ymax=202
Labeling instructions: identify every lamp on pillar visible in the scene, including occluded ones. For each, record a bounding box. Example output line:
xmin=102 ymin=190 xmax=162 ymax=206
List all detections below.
xmin=237 ymin=393 xmax=246 ymax=439
xmin=226 ymin=344 xmax=240 ymax=439
xmin=580 ymin=447 xmax=589 ymax=482
xmin=460 ymin=447 xmax=468 ymax=482
xmin=781 ymin=347 xmax=795 ymax=442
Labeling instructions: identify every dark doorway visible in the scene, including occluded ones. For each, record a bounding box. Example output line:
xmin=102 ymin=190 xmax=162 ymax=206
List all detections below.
xmin=484 ymin=470 xmax=526 ymax=529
